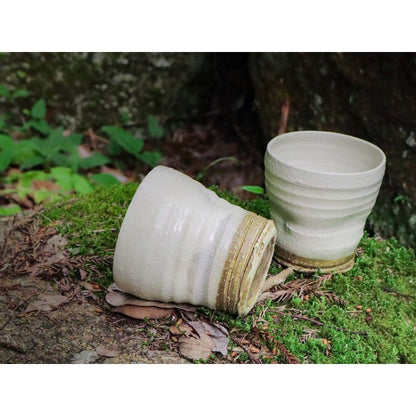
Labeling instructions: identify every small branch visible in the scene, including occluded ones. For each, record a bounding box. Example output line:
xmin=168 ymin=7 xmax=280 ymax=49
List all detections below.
xmin=261 ymin=267 xmax=294 ymax=293
xmin=278 ymin=100 xmax=290 ymax=135
xmin=288 ymin=310 xmax=369 ymax=337
xmin=0 ymin=337 xmax=26 ymax=354
xmin=230 ymin=336 xmax=262 ymax=364
xmin=381 ymin=286 xmax=415 ymax=300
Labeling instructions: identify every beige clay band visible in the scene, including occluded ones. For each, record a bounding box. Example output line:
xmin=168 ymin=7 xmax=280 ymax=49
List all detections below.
xmin=216 ymin=213 xmax=276 ymax=316
xmin=274 ymin=245 xmax=356 ymax=274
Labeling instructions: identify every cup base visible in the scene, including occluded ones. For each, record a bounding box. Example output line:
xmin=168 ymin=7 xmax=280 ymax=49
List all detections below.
xmin=274 ymin=245 xmax=355 ymax=274
xmin=216 ymin=213 xmax=276 ymax=316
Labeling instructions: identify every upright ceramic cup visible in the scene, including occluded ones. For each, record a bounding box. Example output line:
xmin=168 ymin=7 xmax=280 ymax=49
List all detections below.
xmin=113 ymin=166 xmax=276 ymax=316
xmin=264 ymin=131 xmax=386 ymax=273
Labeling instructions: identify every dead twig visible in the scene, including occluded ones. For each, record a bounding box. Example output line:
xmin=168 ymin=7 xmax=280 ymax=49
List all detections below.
xmin=230 ymin=336 xmax=262 ymax=364
xmin=381 ymin=286 xmax=416 ymax=300
xmin=286 ymin=309 xmax=369 ymax=337
xmin=278 ymin=100 xmax=290 ymax=135
xmin=261 ymin=267 xmax=294 ymax=293
xmin=0 ymin=337 xmax=26 ymax=354
xmin=254 ymin=328 xmax=299 ymax=364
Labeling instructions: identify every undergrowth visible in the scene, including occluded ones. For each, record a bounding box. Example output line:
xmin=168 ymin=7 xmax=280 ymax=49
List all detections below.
xmin=42 ymin=182 xmax=416 ymax=364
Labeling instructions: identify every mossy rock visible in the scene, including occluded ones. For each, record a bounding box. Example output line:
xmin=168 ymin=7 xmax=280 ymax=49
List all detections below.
xmin=0 ymin=52 xmax=211 ymax=132
xmin=42 ymin=182 xmax=416 ymax=363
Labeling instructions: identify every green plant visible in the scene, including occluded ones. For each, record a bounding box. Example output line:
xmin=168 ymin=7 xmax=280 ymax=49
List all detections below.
xmin=240 ymin=185 xmax=265 ymax=195
xmin=1 ymin=90 xmax=165 ymax=215
xmin=195 ymin=156 xmax=241 ymax=182
xmin=102 ymin=125 xmax=163 ymax=168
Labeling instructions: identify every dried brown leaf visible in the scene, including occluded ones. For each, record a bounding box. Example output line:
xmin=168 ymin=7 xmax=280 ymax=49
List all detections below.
xmin=188 ymin=321 xmax=229 ymax=356
xmin=178 ymin=321 xmax=229 ymax=360
xmin=106 ymin=286 xmax=197 ymax=312
xmin=113 ymin=305 xmax=176 ymax=320
xmin=81 ymin=281 xmax=100 ymax=291
xmin=95 ymin=345 xmax=120 ymax=357
xmin=25 ymin=294 xmax=69 ymax=312
xmin=170 ymin=322 xmax=193 ymax=336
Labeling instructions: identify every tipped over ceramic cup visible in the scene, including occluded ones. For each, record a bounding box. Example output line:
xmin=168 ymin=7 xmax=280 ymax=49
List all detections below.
xmin=264 ymin=131 xmax=386 ymax=273
xmin=113 ymin=166 xmax=276 ymax=316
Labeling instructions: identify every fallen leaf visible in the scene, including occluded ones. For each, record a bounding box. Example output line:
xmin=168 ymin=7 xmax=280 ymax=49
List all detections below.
xmin=170 ymin=322 xmax=193 ymax=336
xmin=32 ymin=180 xmax=60 ymax=192
xmin=79 ymin=269 xmax=87 ymax=280
xmin=178 ymin=321 xmax=229 ymax=360
xmin=179 ymin=331 xmax=215 ymax=361
xmin=78 ymin=144 xmax=92 ymax=158
xmin=105 ymin=285 xmax=197 ymax=312
xmin=25 ymin=294 xmax=69 ymax=312
xmin=95 ymin=345 xmax=120 ymax=357
xmin=113 ymin=305 xmax=176 ymax=320
xmin=81 ymin=281 xmax=101 ymax=291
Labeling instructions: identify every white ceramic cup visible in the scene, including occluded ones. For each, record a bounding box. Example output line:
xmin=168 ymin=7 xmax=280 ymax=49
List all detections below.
xmin=113 ymin=166 xmax=276 ymax=316
xmin=264 ymin=131 xmax=386 ymax=273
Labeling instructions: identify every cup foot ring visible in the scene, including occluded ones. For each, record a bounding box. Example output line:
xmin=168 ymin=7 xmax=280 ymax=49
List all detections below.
xmin=274 ymin=246 xmax=356 ymax=274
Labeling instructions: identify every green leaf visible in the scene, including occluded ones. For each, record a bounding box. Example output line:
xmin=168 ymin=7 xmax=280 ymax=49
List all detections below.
xmin=50 ymin=166 xmax=73 ymax=178
xmin=137 ymin=151 xmax=163 ymax=168
xmin=20 ymin=155 xmax=46 ymax=170
xmin=108 ymin=139 xmax=122 ymax=156
xmin=19 ymin=170 xmax=48 ymax=187
xmin=72 ymin=173 xmax=94 ymax=195
xmin=11 ymin=140 xmax=39 ymax=165
xmin=0 ymin=146 xmax=15 ymax=172
xmin=33 ymin=189 xmax=51 ymax=204
xmin=0 ymin=118 xmax=5 ymax=130
xmin=13 ymin=89 xmax=30 ymax=98
xmin=102 ymin=125 xmax=144 ymax=155
xmin=89 ymin=173 xmax=120 ymax=187
xmin=147 ymin=115 xmax=164 ymax=139
xmin=0 ymin=84 xmax=10 ymax=97
xmin=50 ymin=152 xmax=71 ymax=168
xmin=50 ymin=167 xmax=74 ymax=191
xmin=25 ymin=119 xmax=51 ymax=135
xmin=63 ymin=133 xmax=83 ymax=149
xmin=0 ymin=134 xmax=14 ymax=149
xmin=31 ymin=99 xmax=46 ymax=119
xmin=240 ymin=185 xmax=265 ymax=195
xmin=79 ymin=152 xmax=110 ymax=169
xmin=41 ymin=127 xmax=65 ymax=159
xmin=0 ymin=204 xmax=21 ymax=216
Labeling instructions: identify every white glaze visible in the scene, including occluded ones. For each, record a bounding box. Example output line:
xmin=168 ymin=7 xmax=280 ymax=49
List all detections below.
xmin=113 ymin=166 xmax=276 ymax=315
xmin=265 ymin=131 xmax=386 ymax=264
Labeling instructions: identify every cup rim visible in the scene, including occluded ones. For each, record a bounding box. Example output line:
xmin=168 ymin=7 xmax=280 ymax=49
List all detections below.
xmin=266 ymin=130 xmax=386 ymax=177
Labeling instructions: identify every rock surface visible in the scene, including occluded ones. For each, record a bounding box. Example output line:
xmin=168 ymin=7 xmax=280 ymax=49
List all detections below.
xmin=0 ymin=52 xmax=211 ymax=131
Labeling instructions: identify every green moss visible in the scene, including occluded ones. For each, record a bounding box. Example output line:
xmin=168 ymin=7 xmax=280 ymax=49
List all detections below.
xmin=43 ymin=182 xmax=138 ymax=255
xmin=41 ymin=183 xmax=416 ymax=363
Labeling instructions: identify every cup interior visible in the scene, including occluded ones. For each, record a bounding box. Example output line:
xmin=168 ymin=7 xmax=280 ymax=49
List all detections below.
xmin=267 ymin=131 xmax=385 ymax=175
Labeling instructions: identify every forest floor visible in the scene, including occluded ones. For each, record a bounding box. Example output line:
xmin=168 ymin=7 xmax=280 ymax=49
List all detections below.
xmin=1 ymin=185 xmax=415 ymax=364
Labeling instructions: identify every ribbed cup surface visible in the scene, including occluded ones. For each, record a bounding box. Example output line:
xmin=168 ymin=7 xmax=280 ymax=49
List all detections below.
xmin=265 ymin=131 xmax=386 ymax=270
xmin=113 ymin=166 xmax=276 ymax=315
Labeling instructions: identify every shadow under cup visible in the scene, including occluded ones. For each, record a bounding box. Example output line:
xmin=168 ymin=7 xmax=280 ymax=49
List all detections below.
xmin=264 ymin=131 xmax=386 ymax=273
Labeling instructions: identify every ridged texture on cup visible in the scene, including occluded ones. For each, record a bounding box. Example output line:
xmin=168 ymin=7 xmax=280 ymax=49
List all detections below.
xmin=113 ymin=166 xmax=276 ymax=316
xmin=216 ymin=212 xmax=276 ymax=315
xmin=264 ymin=131 xmax=386 ymax=271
